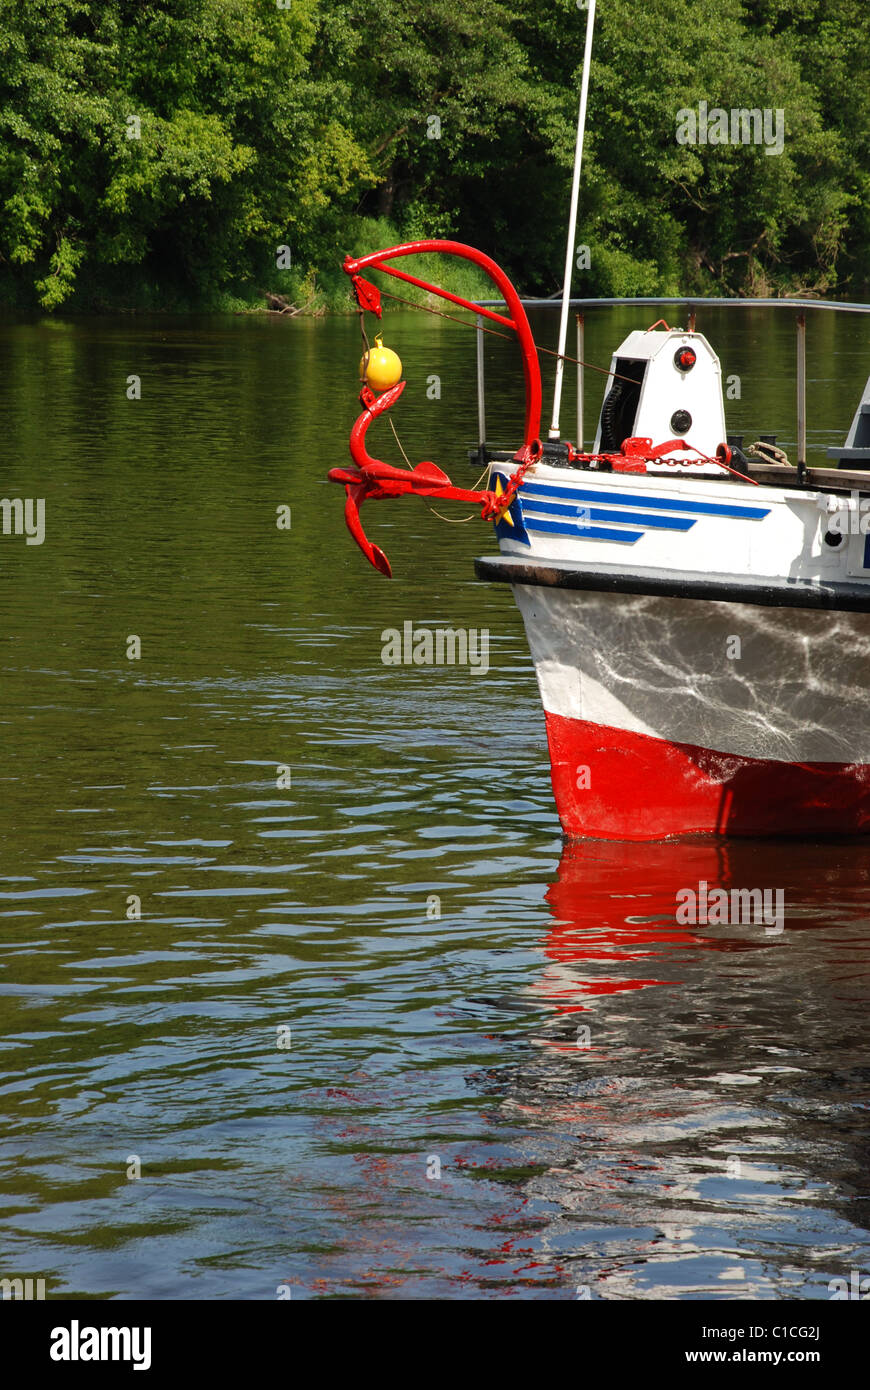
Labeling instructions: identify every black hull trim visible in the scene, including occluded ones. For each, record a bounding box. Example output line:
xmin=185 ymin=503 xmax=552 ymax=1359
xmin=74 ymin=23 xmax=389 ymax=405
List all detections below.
xmin=474 ymin=554 xmax=870 ymax=613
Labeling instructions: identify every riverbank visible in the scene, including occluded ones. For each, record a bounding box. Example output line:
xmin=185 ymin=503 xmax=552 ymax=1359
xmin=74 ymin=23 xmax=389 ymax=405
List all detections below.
xmin=0 ymin=216 xmax=496 ymax=318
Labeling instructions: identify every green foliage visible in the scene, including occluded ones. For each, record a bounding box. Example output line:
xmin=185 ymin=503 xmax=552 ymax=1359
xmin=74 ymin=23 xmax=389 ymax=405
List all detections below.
xmin=0 ymin=0 xmax=371 ymax=309
xmin=0 ymin=0 xmax=868 ymax=310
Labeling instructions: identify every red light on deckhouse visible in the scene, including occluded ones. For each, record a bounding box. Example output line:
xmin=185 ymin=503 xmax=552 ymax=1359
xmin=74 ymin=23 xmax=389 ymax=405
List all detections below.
xmin=675 ymin=346 xmax=697 ymax=371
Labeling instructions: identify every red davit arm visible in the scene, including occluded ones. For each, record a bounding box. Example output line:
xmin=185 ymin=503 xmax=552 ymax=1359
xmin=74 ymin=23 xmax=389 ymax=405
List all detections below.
xmin=343 ymin=240 xmax=542 ymax=449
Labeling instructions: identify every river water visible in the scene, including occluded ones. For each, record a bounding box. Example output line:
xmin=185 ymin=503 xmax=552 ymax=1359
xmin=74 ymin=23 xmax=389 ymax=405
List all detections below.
xmin=1 ymin=305 xmax=869 ymax=1299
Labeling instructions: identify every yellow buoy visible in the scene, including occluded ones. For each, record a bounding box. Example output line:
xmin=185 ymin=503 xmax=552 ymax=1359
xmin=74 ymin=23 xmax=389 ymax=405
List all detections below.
xmin=359 ymin=333 xmax=402 ymax=392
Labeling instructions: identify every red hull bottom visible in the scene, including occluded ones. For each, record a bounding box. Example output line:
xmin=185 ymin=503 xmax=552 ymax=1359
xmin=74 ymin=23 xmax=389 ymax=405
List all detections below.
xmin=545 ymin=712 xmax=870 ymax=840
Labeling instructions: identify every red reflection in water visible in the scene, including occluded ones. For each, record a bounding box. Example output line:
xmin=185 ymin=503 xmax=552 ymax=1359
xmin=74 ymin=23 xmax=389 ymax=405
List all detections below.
xmin=536 ymin=837 xmax=857 ymax=1013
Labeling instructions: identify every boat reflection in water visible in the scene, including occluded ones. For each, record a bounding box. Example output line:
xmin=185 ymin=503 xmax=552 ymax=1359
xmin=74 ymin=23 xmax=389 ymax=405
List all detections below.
xmin=495 ymin=838 xmax=870 ymax=1298
xmin=539 ymin=839 xmax=780 ymax=1011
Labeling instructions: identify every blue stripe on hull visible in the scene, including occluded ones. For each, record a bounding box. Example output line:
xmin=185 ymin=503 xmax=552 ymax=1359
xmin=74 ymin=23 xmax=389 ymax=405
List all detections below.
xmin=518 ymin=481 xmax=770 ymax=520
xmin=524 ymin=518 xmax=643 ymax=543
xmin=522 ymin=499 xmax=696 ymax=530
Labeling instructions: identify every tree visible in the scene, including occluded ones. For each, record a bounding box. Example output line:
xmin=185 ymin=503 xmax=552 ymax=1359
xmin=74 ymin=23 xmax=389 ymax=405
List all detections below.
xmin=0 ymin=0 xmax=373 ymax=308
xmin=0 ymin=0 xmax=867 ymax=309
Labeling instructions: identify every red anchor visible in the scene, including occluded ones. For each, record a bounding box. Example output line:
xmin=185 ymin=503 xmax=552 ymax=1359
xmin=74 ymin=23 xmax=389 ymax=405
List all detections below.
xmin=328 ymin=381 xmax=517 ymax=578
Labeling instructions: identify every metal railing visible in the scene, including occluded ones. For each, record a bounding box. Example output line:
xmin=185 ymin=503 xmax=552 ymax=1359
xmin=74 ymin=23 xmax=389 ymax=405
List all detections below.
xmin=473 ymin=296 xmax=870 ymax=463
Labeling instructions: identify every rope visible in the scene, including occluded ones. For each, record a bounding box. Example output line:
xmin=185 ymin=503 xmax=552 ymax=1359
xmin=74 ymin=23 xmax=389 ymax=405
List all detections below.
xmin=748 ymin=439 xmax=792 ymax=467
xmin=388 ymin=416 xmax=413 ymax=468
xmin=389 ymin=414 xmax=477 ymax=521
xmin=425 ymin=508 xmax=478 ymax=523
xmin=357 ymin=305 xmax=371 ymax=373
xmin=375 ymin=285 xmax=638 ymax=384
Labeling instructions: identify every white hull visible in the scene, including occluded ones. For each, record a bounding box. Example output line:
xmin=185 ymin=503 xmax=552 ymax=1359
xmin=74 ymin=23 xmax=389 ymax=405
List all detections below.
xmin=478 ymin=461 xmax=870 ymax=839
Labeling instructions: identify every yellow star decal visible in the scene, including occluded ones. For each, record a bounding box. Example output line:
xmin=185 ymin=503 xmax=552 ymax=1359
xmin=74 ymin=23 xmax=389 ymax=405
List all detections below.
xmin=493 ymin=474 xmax=514 ymax=526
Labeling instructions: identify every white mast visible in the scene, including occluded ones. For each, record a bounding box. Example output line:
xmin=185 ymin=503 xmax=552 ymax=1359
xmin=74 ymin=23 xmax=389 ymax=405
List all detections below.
xmin=549 ymin=0 xmax=596 ymax=441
